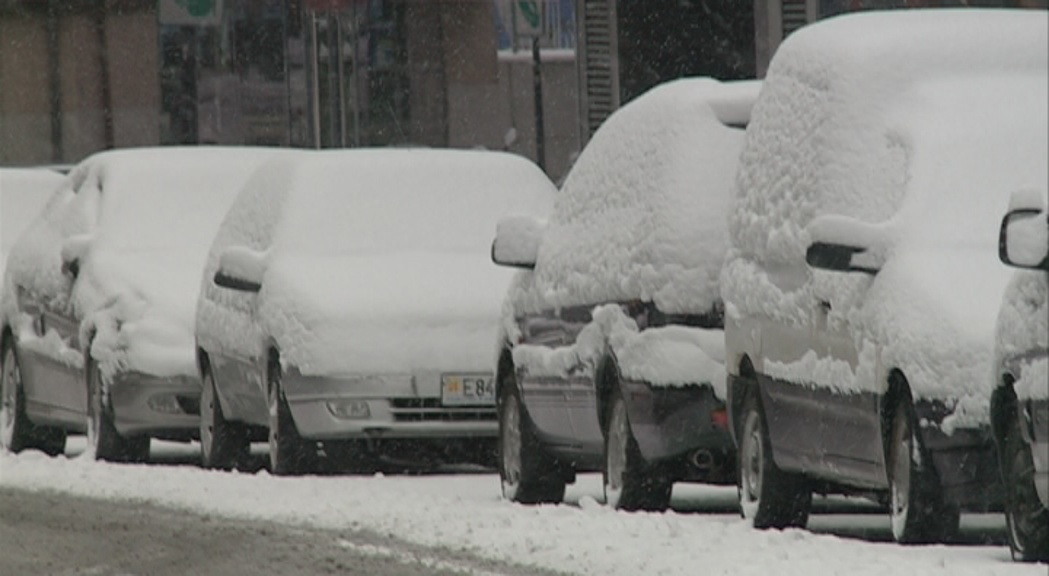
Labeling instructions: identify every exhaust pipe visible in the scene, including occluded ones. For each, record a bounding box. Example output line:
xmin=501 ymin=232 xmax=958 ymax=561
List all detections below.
xmin=690 ymin=449 xmax=716 ymax=472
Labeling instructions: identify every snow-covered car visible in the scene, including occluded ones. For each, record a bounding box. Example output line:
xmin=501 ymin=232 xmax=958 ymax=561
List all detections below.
xmin=992 ymin=188 xmax=1049 ymax=562
xmin=491 ymin=78 xmax=759 ymax=511
xmin=194 ymin=149 xmax=555 ymax=475
xmin=0 ymin=148 xmax=283 ymax=461
xmin=721 ymin=9 xmax=1048 ymax=543
xmin=1 ymin=168 xmax=66 ymax=281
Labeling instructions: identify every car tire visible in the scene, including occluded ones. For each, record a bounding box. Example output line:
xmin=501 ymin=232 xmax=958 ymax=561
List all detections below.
xmin=1002 ymin=406 xmax=1049 ymax=562
xmin=888 ymin=393 xmax=960 ymax=544
xmin=603 ymin=389 xmax=672 ymax=512
xmin=1 ymin=340 xmax=66 ymax=456
xmin=267 ymin=359 xmax=315 ymax=476
xmin=498 ymin=375 xmax=565 ymax=504
xmin=86 ymin=358 xmax=149 ymax=463
xmin=199 ymin=365 xmax=249 ymax=470
xmin=738 ymin=392 xmax=811 ymax=529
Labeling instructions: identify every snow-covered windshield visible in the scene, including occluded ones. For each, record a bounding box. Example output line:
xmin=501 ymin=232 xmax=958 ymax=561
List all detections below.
xmin=272 ymin=149 xmax=555 ymax=256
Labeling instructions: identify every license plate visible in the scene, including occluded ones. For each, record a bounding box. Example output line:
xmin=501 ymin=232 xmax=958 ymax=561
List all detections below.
xmin=441 ymin=374 xmax=496 ymax=406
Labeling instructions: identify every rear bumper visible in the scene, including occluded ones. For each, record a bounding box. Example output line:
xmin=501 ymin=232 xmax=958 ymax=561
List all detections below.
xmin=622 ymin=380 xmax=734 ymax=482
xmin=109 ymin=371 xmax=201 ymax=440
xmin=915 ymin=400 xmax=1003 ymax=512
xmin=281 ymin=369 xmax=497 ymax=441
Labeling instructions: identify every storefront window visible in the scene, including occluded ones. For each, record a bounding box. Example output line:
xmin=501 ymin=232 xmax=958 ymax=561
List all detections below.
xmin=159 ymin=0 xmax=290 ymax=146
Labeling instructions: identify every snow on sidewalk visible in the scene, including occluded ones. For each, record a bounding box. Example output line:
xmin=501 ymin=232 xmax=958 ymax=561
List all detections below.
xmin=0 ymin=442 xmax=1040 ymax=576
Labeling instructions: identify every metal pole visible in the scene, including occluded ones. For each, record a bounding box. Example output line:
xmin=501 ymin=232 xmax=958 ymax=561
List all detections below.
xmin=308 ymin=12 xmax=322 ymax=149
xmin=532 ymin=36 xmax=545 ymax=173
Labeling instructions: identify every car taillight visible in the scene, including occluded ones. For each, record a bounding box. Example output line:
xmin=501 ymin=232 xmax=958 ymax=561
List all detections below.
xmin=710 ymin=408 xmax=728 ymax=430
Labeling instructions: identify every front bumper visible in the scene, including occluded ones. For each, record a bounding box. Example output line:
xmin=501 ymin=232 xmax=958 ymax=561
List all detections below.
xmin=622 ymin=380 xmax=734 ymax=482
xmin=281 ymin=368 xmax=497 ymax=441
xmin=109 ymin=371 xmax=201 ymax=440
xmin=916 ymin=400 xmax=1003 ymax=512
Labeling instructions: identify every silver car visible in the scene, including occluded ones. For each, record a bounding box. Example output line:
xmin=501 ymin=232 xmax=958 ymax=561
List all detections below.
xmin=194 ymin=149 xmax=555 ymax=475
xmin=1 ymin=148 xmax=280 ymax=461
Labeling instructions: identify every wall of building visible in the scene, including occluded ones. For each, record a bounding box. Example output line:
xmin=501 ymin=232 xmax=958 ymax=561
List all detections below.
xmin=0 ymin=0 xmax=579 ymax=181
xmin=0 ymin=12 xmax=53 ymax=164
xmin=0 ymin=2 xmax=158 ymax=165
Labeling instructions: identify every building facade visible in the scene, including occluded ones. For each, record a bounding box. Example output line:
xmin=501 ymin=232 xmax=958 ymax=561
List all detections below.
xmin=0 ymin=0 xmax=581 ymax=180
xmin=3 ymin=1 xmax=1045 ymax=174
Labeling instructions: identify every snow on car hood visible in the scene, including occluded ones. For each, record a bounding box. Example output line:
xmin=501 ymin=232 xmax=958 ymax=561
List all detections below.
xmin=260 ymin=252 xmax=517 ymax=376
xmin=859 ymin=250 xmax=1012 ymax=429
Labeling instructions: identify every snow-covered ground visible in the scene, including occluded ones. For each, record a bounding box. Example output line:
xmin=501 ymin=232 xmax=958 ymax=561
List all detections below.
xmin=0 ymin=439 xmax=1041 ymax=576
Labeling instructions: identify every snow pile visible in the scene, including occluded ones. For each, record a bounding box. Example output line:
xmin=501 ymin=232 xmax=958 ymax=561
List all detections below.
xmin=512 ymin=304 xmax=726 ymax=395
xmin=1 ymin=449 xmax=1044 ymax=576
xmin=197 ymin=149 xmax=556 ymax=376
xmin=722 ymin=10 xmax=1049 ymax=419
xmin=2 ymin=148 xmax=284 ymax=379
xmin=0 ymin=168 xmax=65 ymax=281
xmin=509 ymin=77 xmax=754 ymax=316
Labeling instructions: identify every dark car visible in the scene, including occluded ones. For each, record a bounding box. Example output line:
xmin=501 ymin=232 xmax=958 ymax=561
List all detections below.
xmin=722 ymin=10 xmax=1046 ymax=543
xmin=491 ymin=78 xmax=759 ymax=511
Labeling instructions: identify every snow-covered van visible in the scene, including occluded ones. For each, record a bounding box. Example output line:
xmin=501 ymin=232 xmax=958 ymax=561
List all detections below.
xmin=492 ymin=78 xmax=759 ymax=511
xmin=721 ymin=9 xmax=1048 ymax=543
xmin=992 ymin=188 xmax=1049 ymax=562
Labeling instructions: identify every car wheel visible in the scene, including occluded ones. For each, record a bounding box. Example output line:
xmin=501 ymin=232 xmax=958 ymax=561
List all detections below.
xmin=86 ymin=358 xmax=149 ymax=463
xmin=199 ymin=365 xmax=249 ymax=470
xmin=1 ymin=341 xmax=67 ymax=456
xmin=603 ymin=389 xmax=672 ymax=511
xmin=888 ymin=394 xmax=959 ymax=544
xmin=1003 ymin=407 xmax=1049 ymax=562
xmin=738 ymin=392 xmax=811 ymax=529
xmin=498 ymin=376 xmax=565 ymax=504
xmin=267 ymin=360 xmax=314 ymax=476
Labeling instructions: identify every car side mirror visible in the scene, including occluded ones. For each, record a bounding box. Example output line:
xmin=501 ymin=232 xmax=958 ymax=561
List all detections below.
xmin=213 ymin=246 xmax=268 ymax=293
xmin=999 ymin=209 xmax=1048 ymax=270
xmin=60 ymin=234 xmax=92 ymax=280
xmin=491 ymin=216 xmax=544 ymax=270
xmin=804 ymin=215 xmax=888 ymax=275
xmin=805 ymin=242 xmax=880 ymax=275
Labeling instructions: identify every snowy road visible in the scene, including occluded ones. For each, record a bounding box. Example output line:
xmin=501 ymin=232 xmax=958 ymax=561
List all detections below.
xmin=0 ymin=439 xmax=1043 ymax=576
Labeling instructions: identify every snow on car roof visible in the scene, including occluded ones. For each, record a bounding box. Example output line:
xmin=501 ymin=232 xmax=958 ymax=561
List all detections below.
xmin=268 ymin=148 xmax=557 ymax=255
xmin=525 ymin=77 xmax=755 ymax=315
xmin=723 ymin=9 xmax=1048 ymax=413
xmin=730 ymin=8 xmax=1048 ymax=262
